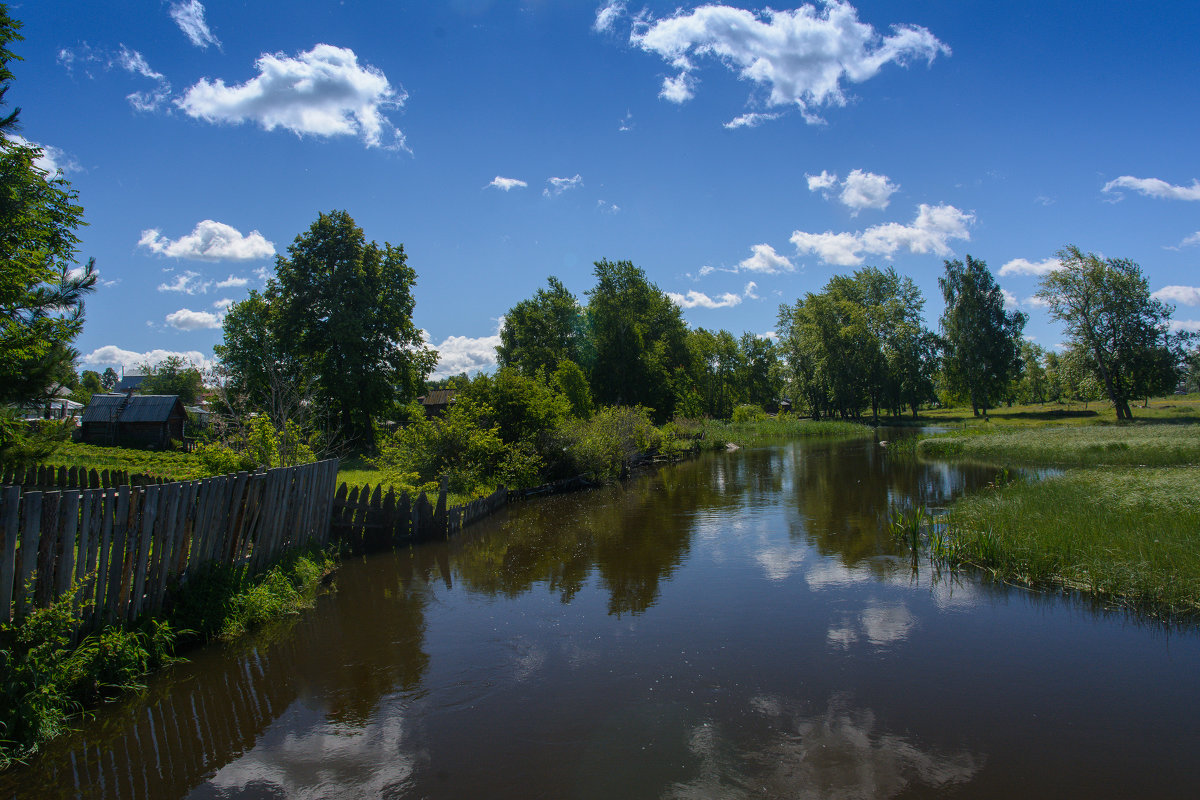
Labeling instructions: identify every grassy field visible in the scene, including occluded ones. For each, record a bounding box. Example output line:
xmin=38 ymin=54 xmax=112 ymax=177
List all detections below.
xmin=41 ymin=442 xmax=208 ymax=480
xmin=690 ymin=416 xmax=874 ymax=445
xmin=911 ymin=394 xmax=1200 ymax=428
xmin=938 ymin=467 xmax=1200 ymax=617
xmin=916 ymin=423 xmax=1200 ymax=466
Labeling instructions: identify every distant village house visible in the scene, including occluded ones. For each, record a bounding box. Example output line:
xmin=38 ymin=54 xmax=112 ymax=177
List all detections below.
xmin=80 ymin=394 xmax=188 ymax=449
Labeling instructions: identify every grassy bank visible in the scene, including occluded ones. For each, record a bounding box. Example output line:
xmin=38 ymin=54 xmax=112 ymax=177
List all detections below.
xmin=913 ymin=395 xmax=1200 ymax=428
xmin=917 ymin=423 xmax=1200 ymax=466
xmin=0 ymin=547 xmax=335 ymax=769
xmin=937 ymin=467 xmax=1200 ymax=617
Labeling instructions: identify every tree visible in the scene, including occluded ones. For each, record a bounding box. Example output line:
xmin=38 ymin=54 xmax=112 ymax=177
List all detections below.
xmin=582 ymin=259 xmax=688 ymax=420
xmin=1036 ymin=245 xmax=1184 ymax=420
xmin=139 ymin=355 xmax=204 ymax=404
xmin=0 ymin=7 xmax=96 ymax=406
xmin=939 ymin=255 xmax=1026 ymax=417
xmin=496 ymin=276 xmax=583 ymax=377
xmin=101 ymin=366 xmax=118 ymax=390
xmin=269 ymin=210 xmax=436 ymax=447
xmin=213 ymin=289 xmax=283 ymax=409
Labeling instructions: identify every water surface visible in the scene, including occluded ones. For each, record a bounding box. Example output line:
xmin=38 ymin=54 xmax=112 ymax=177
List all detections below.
xmin=6 ymin=436 xmax=1198 ymax=798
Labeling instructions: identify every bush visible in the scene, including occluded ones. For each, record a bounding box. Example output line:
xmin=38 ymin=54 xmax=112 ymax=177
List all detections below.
xmin=731 ymin=404 xmax=768 ymax=423
xmin=374 ymin=399 xmax=506 ymax=496
xmin=552 ymin=405 xmax=664 ymax=482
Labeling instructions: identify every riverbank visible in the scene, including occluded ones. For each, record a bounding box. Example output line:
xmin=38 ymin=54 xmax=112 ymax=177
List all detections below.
xmin=911 ymin=421 xmax=1200 ymax=618
xmin=0 ymin=546 xmax=336 ymax=770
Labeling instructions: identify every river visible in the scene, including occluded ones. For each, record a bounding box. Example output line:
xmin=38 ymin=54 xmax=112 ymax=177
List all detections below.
xmin=4 ymin=434 xmax=1198 ymax=798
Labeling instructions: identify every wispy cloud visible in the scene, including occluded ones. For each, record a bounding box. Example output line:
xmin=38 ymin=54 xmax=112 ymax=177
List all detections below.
xmin=157 ymin=270 xmax=212 ymax=295
xmin=1102 ymin=175 xmax=1200 ymax=202
xmin=622 ymin=2 xmax=948 ymax=125
xmin=668 ymin=289 xmax=744 ymax=309
xmin=790 ymin=203 xmax=972 ymax=266
xmin=177 ymin=44 xmax=408 ymax=150
xmin=169 ymin=1 xmax=221 ymax=49
xmin=487 ymin=176 xmax=527 ymax=191
xmin=998 ymin=257 xmax=1061 ymax=277
xmin=593 ymin=1 xmax=627 ymax=33
xmin=544 ymin=174 xmax=583 ymax=197
xmin=215 ymin=274 xmax=249 ymax=289
xmin=139 ymin=220 xmax=275 ymax=261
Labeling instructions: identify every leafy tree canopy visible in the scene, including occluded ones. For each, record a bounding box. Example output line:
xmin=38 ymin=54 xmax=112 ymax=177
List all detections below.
xmin=1036 ymin=245 xmax=1186 ymax=419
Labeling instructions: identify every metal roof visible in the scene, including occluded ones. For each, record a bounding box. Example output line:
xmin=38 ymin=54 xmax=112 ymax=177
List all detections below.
xmin=81 ymin=394 xmax=185 ymax=424
xmin=114 ymin=374 xmax=147 ymax=392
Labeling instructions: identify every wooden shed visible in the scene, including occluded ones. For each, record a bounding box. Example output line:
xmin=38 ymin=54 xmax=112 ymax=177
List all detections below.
xmin=80 ymin=394 xmax=188 ymax=448
xmin=417 ymin=389 xmax=458 ymax=418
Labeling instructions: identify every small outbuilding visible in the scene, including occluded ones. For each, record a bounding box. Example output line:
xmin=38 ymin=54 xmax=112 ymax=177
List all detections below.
xmin=80 ymin=394 xmax=188 ymax=448
xmin=417 ymin=389 xmax=457 ymax=418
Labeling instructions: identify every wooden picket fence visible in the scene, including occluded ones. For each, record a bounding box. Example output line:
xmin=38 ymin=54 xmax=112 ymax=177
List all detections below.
xmin=330 ymin=480 xmax=509 ymax=554
xmin=0 ymin=464 xmax=170 ymax=492
xmin=0 ymin=460 xmax=340 ymax=629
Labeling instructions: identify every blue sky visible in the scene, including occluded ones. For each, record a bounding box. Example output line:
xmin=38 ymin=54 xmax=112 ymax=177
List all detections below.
xmin=10 ymin=0 xmax=1200 ymax=377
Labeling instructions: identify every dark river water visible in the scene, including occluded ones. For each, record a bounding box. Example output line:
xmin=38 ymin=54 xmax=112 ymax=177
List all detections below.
xmin=5 ymin=435 xmax=1199 ymax=799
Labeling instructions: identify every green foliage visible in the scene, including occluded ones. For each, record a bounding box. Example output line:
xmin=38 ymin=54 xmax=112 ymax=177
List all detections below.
xmin=0 ymin=595 xmax=180 ymax=767
xmin=1037 ymin=245 xmax=1187 ymax=420
xmin=778 ymin=266 xmax=935 ymax=421
xmin=138 ymin=355 xmax=203 ymax=404
xmin=219 ymin=211 xmax=436 ymax=449
xmin=584 ymin=259 xmax=689 ymax=421
xmin=552 ymin=359 xmax=593 ymax=418
xmin=0 ymin=407 xmax=71 ymax=467
xmin=39 ymin=441 xmax=204 ymax=480
xmin=939 ymin=255 xmax=1026 ymax=417
xmin=167 ymin=547 xmax=335 ymax=641
xmin=552 ymin=405 xmax=666 ymax=482
xmin=374 ymin=398 xmax=508 ymax=495
xmin=731 ymin=403 xmax=767 ymax=423
xmin=0 ymin=7 xmax=96 ymax=407
xmin=497 ymin=276 xmax=583 ymax=376
xmin=465 ymin=368 xmax=570 ymax=445
xmin=195 ymin=416 xmax=318 ymax=476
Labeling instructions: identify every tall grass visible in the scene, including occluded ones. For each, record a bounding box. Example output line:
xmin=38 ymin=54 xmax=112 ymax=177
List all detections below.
xmin=917 ymin=424 xmax=1200 ymax=466
xmin=940 ymin=467 xmax=1200 ymax=617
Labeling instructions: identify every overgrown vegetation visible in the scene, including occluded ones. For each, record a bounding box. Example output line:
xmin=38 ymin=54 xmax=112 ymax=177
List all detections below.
xmin=940 ymin=467 xmax=1200 ymax=617
xmin=0 ymin=547 xmax=335 ymax=768
xmin=37 ymin=441 xmax=206 ymax=480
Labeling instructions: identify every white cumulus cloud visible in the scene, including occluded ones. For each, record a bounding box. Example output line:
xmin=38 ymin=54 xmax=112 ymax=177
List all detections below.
xmin=544 ymin=174 xmax=583 ymax=197
xmin=81 ymin=345 xmax=215 ymax=372
xmin=429 ymin=331 xmax=502 ymax=378
xmin=1152 ymin=285 xmax=1200 ymax=306
xmin=998 ymin=257 xmax=1061 ymax=277
xmin=1102 ymin=175 xmax=1200 ymax=202
xmin=738 ymin=243 xmax=795 ymax=274
xmin=627 ymin=2 xmax=949 ymax=125
xmin=790 ymin=203 xmax=972 ymax=266
xmin=177 ymin=44 xmax=407 ymax=149
xmin=140 ymin=220 xmax=276 ymax=261
xmin=1170 ymin=320 xmax=1200 ymax=333
xmin=487 ymin=176 xmax=528 ymax=191
xmin=1000 ymin=288 xmax=1019 ymax=310
xmin=166 ymin=308 xmax=223 ymax=330
xmin=170 ymin=1 xmax=221 ymax=49
xmin=668 ymin=290 xmax=744 ymax=309
xmin=807 ymin=168 xmax=898 ymax=214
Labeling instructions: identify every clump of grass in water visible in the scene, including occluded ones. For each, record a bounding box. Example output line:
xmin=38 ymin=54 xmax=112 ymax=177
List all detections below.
xmin=938 ymin=466 xmax=1200 ymax=617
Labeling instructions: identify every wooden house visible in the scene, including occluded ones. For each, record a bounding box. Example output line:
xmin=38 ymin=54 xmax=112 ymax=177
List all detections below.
xmin=80 ymin=394 xmax=188 ymax=448
xmin=417 ymin=389 xmax=457 ymax=418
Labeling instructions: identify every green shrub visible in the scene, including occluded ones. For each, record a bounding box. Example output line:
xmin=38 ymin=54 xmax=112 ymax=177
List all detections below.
xmin=731 ymin=404 xmax=767 ymax=423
